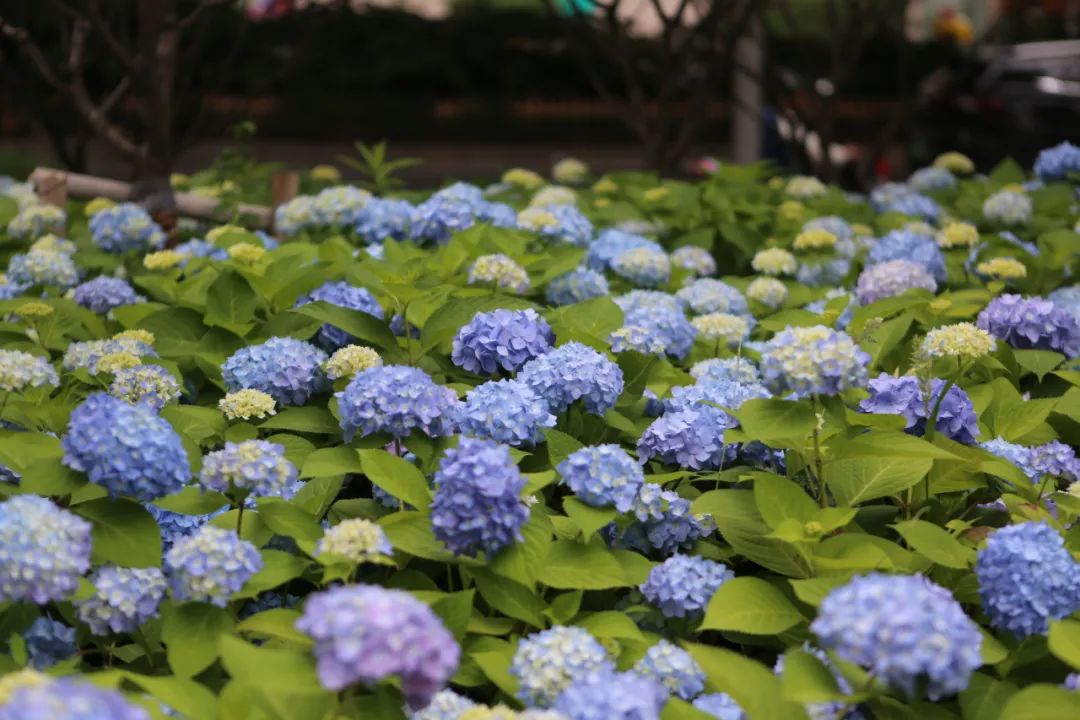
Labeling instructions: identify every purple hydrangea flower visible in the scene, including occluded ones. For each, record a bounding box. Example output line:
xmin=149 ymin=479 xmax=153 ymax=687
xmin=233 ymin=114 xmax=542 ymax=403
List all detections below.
xmin=553 ymin=670 xmax=666 ymax=720
xmin=222 ymin=337 xmax=329 ymax=405
xmin=557 ymin=444 xmax=645 ymax=512
xmin=638 ymin=405 xmax=735 ymax=470
xmin=0 ymin=495 xmax=92 ymax=604
xmin=854 ymin=260 xmax=937 ymax=305
xmin=165 ymin=525 xmax=262 ymax=607
xmin=640 ymin=554 xmax=734 ymax=618
xmin=23 ymin=617 xmax=76 ymax=669
xmin=1030 ymin=441 xmax=1080 ymax=483
xmin=199 ymin=440 xmax=299 ymax=499
xmin=0 ymin=679 xmax=150 ymax=720
xmin=518 ymin=341 xmax=623 ymax=415
xmin=859 ymin=374 xmax=979 ymax=444
xmin=617 ymin=483 xmax=715 ymax=555
xmin=337 ymin=365 xmax=459 ymax=441
xmin=977 ymin=294 xmax=1080 ymax=356
xmin=296 ymin=584 xmax=459 ymax=708
xmin=431 ymin=437 xmax=528 ymax=557
xmin=72 ymin=276 xmax=143 ymax=313
xmin=451 ymin=309 xmax=555 ymax=376
xmin=511 ymin=626 xmax=613 ymax=707
xmin=62 ymin=393 xmax=190 ymax=501
xmin=76 ymin=565 xmax=166 ymax=635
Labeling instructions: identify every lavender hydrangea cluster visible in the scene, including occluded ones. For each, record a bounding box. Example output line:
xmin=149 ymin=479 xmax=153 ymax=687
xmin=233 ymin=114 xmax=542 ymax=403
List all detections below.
xmin=457 ymin=379 xmax=555 ymax=446
xmin=337 ymin=365 xmax=459 ymax=440
xmin=676 ymin=279 xmax=749 ymax=316
xmin=108 ymin=364 xmax=181 ymax=409
xmin=63 ymin=336 xmax=156 ymax=373
xmin=61 ymin=392 xmax=189 ymax=501
xmin=1030 ymin=441 xmax=1080 ymax=483
xmin=691 ymin=357 xmax=760 ymax=385
xmin=671 ymin=245 xmax=717 ymax=276
xmin=811 ymin=573 xmax=982 ymax=700
xmin=165 ymin=525 xmax=262 ymax=607
xmin=1034 ymin=141 xmax=1080 ymax=182
xmin=0 ymin=679 xmax=150 ymax=720
xmin=557 ymin=444 xmax=645 ymax=512
xmin=431 ymin=437 xmax=528 ymax=557
xmin=451 ymin=309 xmax=555 ymax=375
xmin=665 ymin=376 xmax=770 ymax=416
xmin=553 ymin=670 xmax=666 ymax=720
xmin=866 ymin=229 xmax=947 ymax=282
xmin=586 ymin=229 xmax=662 ymax=271
xmin=518 ymin=341 xmax=624 ymax=415
xmin=199 ymin=440 xmax=299 ymax=499
xmin=619 ymin=483 xmax=715 ymax=555
xmin=88 ymin=202 xmax=165 ymax=253
xmin=510 ymin=626 xmax=613 ymax=707
xmin=975 ymin=522 xmax=1080 ymax=638
xmin=22 ymin=618 xmax=76 ymax=669
xmin=859 ymin=374 xmax=979 ymax=444
xmin=294 ymin=280 xmax=385 ymax=350
xmin=354 ymin=197 xmax=414 ymax=243
xmin=76 ymin=565 xmax=166 ymax=635
xmin=885 ymin=191 xmax=940 ymax=222
xmin=546 ymin=267 xmax=609 ymax=306
xmin=976 ymin=294 xmax=1080 ymax=356
xmin=222 ymin=336 xmax=329 ymax=405
xmin=640 ymin=554 xmax=734 ymax=618
xmin=633 ymin=640 xmax=706 ymax=700
xmin=0 ymin=495 xmax=92 ymax=604
xmin=295 ymin=584 xmax=459 ymax=708
xmin=72 ymin=276 xmax=143 ymax=313
xmin=7 ymin=249 xmax=79 ymax=288
xmin=693 ymin=693 xmax=746 ymax=720
xmin=638 ymin=405 xmax=735 ymax=470
xmin=854 ymin=259 xmax=937 ymax=305
xmin=980 ymin=437 xmax=1040 ymax=481
xmin=760 ymin=325 xmax=869 ymax=397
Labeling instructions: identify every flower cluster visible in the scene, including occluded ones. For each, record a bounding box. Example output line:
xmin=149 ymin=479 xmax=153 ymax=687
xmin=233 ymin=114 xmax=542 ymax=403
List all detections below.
xmin=108 ymin=364 xmax=181 ymax=409
xmin=640 ymin=554 xmax=734 ymax=618
xmin=617 ymin=298 xmax=697 ymax=359
xmin=72 ymin=276 xmax=143 ymax=313
xmin=785 ymin=175 xmax=827 ymax=198
xmin=854 ymin=259 xmax=937 ymax=305
xmin=638 ymin=405 xmax=735 ymax=471
xmin=316 ymin=518 xmax=394 ymax=564
xmin=7 ymin=204 xmax=65 ymax=239
xmin=325 ymin=344 xmax=382 ymax=380
xmin=354 ymin=197 xmax=414 ymax=243
xmin=586 ymin=229 xmax=662 ymax=271
xmin=518 ymin=341 xmax=624 ymax=415
xmin=751 ymin=247 xmax=797 ymax=276
xmin=88 ymin=203 xmax=165 ymax=253
xmin=557 ymin=444 xmax=645 ymax=512
xmin=0 ymin=495 xmax=92 ymax=604
xmin=976 ymin=294 xmax=1080 ymax=355
xmin=747 ymin=276 xmax=788 ymax=307
xmin=692 ymin=312 xmax=752 ymax=346
xmin=546 ymin=267 xmax=609 ymax=305
xmin=337 ymin=365 xmax=460 ymax=440
xmin=458 ymin=379 xmax=555 ymax=446
xmin=760 ymin=325 xmax=869 ymax=396
xmin=222 ymin=336 xmax=329 ymax=405
xmin=199 ymin=439 xmax=299 ymax=499
xmin=1033 ymin=141 xmax=1080 ymax=182
xmin=552 ymin=670 xmax=666 ymax=720
xmin=469 ymin=254 xmax=531 ymax=294
xmin=909 ymin=166 xmax=956 ymax=192
xmin=219 ymin=388 xmax=277 ymax=420
xmin=676 ymin=279 xmax=749 ymax=316
xmin=0 ymin=350 xmax=58 ymax=393
xmin=920 ymin=322 xmax=996 ymax=359
xmin=510 ymin=626 xmax=613 ymax=707
xmin=0 ymin=678 xmax=150 ymax=720
xmin=23 ymin=617 xmax=76 ymax=669
xmin=859 ymin=374 xmax=979 ymax=443
xmin=610 ymin=246 xmax=671 ymax=287
xmin=452 ymin=309 xmax=555 ymax=375
xmin=983 ymin=189 xmax=1032 ymax=226
xmin=794 ymin=228 xmax=838 ymax=251
xmin=671 ymin=245 xmax=716 ymax=276
xmin=165 ymin=525 xmax=262 ymax=606
xmin=866 ymin=229 xmax=947 ymax=282
xmin=936 ymin=221 xmax=980 ymax=249
xmin=7 ymin=249 xmax=79 ymax=288
xmin=976 ymin=256 xmax=1027 ymax=280
xmin=633 ymin=640 xmax=706 ymax=700
xmin=76 ymin=565 xmax=166 ymax=635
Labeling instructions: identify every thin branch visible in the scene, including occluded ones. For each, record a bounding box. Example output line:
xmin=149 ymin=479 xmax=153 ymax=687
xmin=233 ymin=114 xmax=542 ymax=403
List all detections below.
xmin=179 ymin=0 xmax=232 ymax=30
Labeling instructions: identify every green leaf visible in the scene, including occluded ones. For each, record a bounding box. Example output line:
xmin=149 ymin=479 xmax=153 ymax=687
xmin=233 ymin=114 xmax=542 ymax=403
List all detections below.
xmin=431 ymin=590 xmax=475 ymax=643
xmin=701 ymin=577 xmax=805 ymax=634
xmin=960 ymin=673 xmax=1017 ymax=720
xmin=471 ymin=646 xmax=520 ymax=698
xmin=576 ymin=610 xmax=644 ymax=641
xmin=236 ymin=608 xmax=311 ymax=646
xmin=891 ymin=519 xmax=975 ymax=569
xmin=824 ymin=456 xmax=932 ymax=506
xmin=684 ymin=641 xmax=808 ymax=720
xmin=205 ymin=271 xmax=258 ymax=332
xmin=153 ymin=486 xmax=229 ymax=515
xmin=989 ymin=157 xmax=1025 ymax=185
xmin=19 ymin=457 xmax=86 ymax=496
xmin=295 ymin=301 xmax=401 ymax=357
xmin=563 ymin=497 xmax=616 ymax=541
xmin=240 ymin=549 xmax=309 ymax=597
xmin=119 ymin=672 xmax=219 ymax=720
xmin=999 ymin=685 xmax=1080 ymax=719
xmin=259 ymin=407 xmax=340 ymax=434
xmin=256 ymin=498 xmax=323 ymax=541
xmin=544 ymin=296 xmax=624 ymax=349
xmin=161 ymin=405 xmax=228 ymax=446
xmin=380 ymin=511 xmax=458 ymax=562
xmin=537 ymin=540 xmax=630 ymax=589
xmin=74 ymin=498 xmax=162 ymax=568
xmin=753 ymin=474 xmax=818 ymax=530
xmin=545 ymin=428 xmax=585 ymax=467
xmin=1048 ymin=620 xmax=1080 ymax=670
xmin=471 ymin=568 xmax=546 ymax=628
xmin=788 ymin=575 xmax=853 ymax=607
xmin=1013 ymin=350 xmax=1064 ymax=381
xmin=780 ymin=649 xmax=844 ymax=704
xmin=218 ymin=634 xmax=323 ymax=689
xmin=695 ymin=490 xmax=810 ymax=578
xmin=359 ymin=449 xmax=432 ymax=510
xmin=162 ymin=602 xmax=235 ymax=678
xmin=731 ymin=399 xmax=816 ymax=448
xmin=300 ymin=447 xmax=364 ymax=478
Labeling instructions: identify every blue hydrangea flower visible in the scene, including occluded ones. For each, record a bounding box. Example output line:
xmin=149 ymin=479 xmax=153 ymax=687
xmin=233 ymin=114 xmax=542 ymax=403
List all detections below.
xmin=983 ymin=190 xmax=1032 ymax=226
xmin=311 ymin=185 xmax=372 ymax=227
xmin=977 ymin=294 xmax=1080 ymax=356
xmin=295 ymin=280 xmax=385 ymax=350
xmin=89 ymin=203 xmax=165 ymax=253
xmin=811 ymin=573 xmax=981 ymax=700
xmin=222 ymin=337 xmax=329 ymax=405
xmin=23 ymin=617 xmax=76 ymax=669
xmin=0 ymin=678 xmax=150 ymax=720
xmin=586 ymin=229 xmax=662 ymax=271
xmin=510 ymin=626 xmax=613 ymax=707
xmin=616 ymin=290 xmax=686 ymax=316
xmin=431 ymin=437 xmax=528 ymax=557
xmin=0 ymin=350 xmax=58 ymax=393
xmin=175 ymin=238 xmax=228 ymax=261
xmin=518 ymin=341 xmax=624 ymax=415
xmin=690 ymin=357 xmax=760 ymax=384
xmin=0 ymin=495 xmax=92 ymax=604
xmin=526 ymin=204 xmax=593 ymax=247
xmin=458 ymin=379 xmax=555 ymax=446
xmin=199 ymin=440 xmax=299 ymax=499
xmin=468 ymin=254 xmax=531 ymax=294
xmin=72 ymin=276 xmax=143 ymax=313
xmin=859 ymin=374 xmax=979 ymax=444
xmin=796 ymin=256 xmax=851 ymax=288
xmin=609 ymin=324 xmax=668 ymax=356
xmin=476 ymin=200 xmax=519 ymax=228
xmin=1031 ymin=441 xmax=1080 ymax=483
xmin=1049 ymin=286 xmax=1080 ymax=325
xmin=611 ymin=247 xmax=671 ymax=288
xmin=0 ymin=277 xmax=29 ymax=299
xmin=983 ymin=436 xmax=1039 ymax=477
xmin=7 ymin=250 xmax=79 ymax=288
xmin=165 ymin=525 xmax=262 ymax=607
xmin=618 ymin=483 xmax=715 ymax=555
xmin=618 ymin=295 xmax=697 ymax=360
xmin=886 ymin=191 xmax=940 ymax=222
xmin=410 ymin=197 xmax=477 ymax=244
xmin=671 ymin=246 xmax=716 ymax=277
xmin=76 ymin=565 xmax=166 ymax=636
xmin=451 ymin=309 xmax=555 ymax=375
xmin=553 ymin=670 xmax=666 ymax=720
xmin=760 ymin=325 xmax=869 ymax=397
xmin=909 ymin=167 xmax=957 ymax=192
xmin=633 ymin=639 xmax=706 ymax=700
xmin=1034 ymin=141 xmax=1080 ymax=182
xmin=109 ymin=364 xmax=181 ymax=410
xmin=866 ymin=229 xmax=947 ymax=282
xmin=676 ymin=279 xmax=748 ymax=316
xmin=854 ymin=260 xmax=937 ymax=305
xmin=638 ymin=405 xmax=735 ymax=470
xmin=6 ymin=203 xmax=66 ymax=240
xmin=664 ymin=377 xmax=770 ymax=416
xmin=148 ymin=504 xmax=209 ymax=551
xmin=546 ymin=267 xmax=610 ymax=306
xmin=337 ymin=365 xmax=459 ymax=440
xmin=240 ymin=591 xmax=300 ymax=619
xmin=976 ymin=522 xmax=1080 ymax=638
xmin=295 ymin=584 xmax=459 ymax=709
xmin=433 ymin=181 xmax=485 ymax=206
xmin=557 ymin=444 xmax=645 ymax=512
xmin=693 ymin=693 xmax=746 ymax=720
xmin=354 ymin=198 xmax=414 ymax=243
xmin=640 ymin=554 xmax=734 ymax=618
xmin=409 ymin=689 xmax=476 ymax=720
xmin=62 ymin=393 xmax=189 ymax=501
xmin=804 ymin=216 xmax=853 ymax=243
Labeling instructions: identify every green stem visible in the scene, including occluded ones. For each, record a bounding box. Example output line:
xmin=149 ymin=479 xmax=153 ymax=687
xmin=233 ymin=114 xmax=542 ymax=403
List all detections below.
xmin=236 ymin=503 xmax=245 ymax=535
xmin=811 ymin=395 xmax=826 ymax=508
xmin=922 ymin=360 xmax=971 ymax=502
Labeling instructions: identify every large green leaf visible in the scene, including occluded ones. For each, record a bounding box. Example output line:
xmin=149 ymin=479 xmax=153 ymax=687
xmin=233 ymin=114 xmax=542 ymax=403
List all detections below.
xmin=684 ymin=642 xmax=808 ymax=720
xmin=536 ymin=540 xmax=630 ymax=589
xmin=731 ymin=399 xmax=816 ymax=449
xmin=161 ymin=602 xmax=235 ymax=678
xmin=74 ymin=498 xmax=162 ymax=568
xmin=359 ymin=449 xmax=432 ymax=510
xmin=891 ymin=519 xmax=975 ymax=569
xmin=701 ymin=577 xmax=805 ymax=634
xmin=1048 ymin=619 xmax=1080 ymax=670
xmin=694 ymin=490 xmax=810 ymax=578
xmin=471 ymin=568 xmax=546 ymax=628
xmin=824 ymin=456 xmax=932 ymax=506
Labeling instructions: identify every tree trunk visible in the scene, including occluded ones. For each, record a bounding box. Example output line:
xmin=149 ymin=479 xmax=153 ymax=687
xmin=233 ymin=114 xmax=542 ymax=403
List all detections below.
xmin=131 ymin=0 xmax=177 ymax=212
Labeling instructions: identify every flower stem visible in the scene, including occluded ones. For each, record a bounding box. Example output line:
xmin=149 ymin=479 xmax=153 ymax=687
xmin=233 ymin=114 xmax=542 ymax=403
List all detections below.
xmin=811 ymin=394 xmax=826 ymax=507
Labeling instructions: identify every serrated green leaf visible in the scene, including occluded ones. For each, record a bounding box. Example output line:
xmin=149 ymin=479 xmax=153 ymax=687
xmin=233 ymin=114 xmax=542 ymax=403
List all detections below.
xmin=162 ymin=602 xmax=235 ymax=678
xmin=359 ymin=448 xmax=432 ymax=510
xmin=891 ymin=519 xmax=975 ymax=569
xmin=701 ymin=577 xmax=805 ymax=634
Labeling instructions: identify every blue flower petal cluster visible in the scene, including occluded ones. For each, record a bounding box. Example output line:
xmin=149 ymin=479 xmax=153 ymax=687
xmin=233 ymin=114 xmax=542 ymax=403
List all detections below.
xmin=510 ymin=626 xmax=613 ymax=707
xmin=977 ymin=294 xmax=1080 ymax=356
xmin=1030 ymin=441 xmax=1080 ymax=482
xmin=866 ymin=229 xmax=947 ymax=282
xmin=518 ymin=341 xmax=623 ymax=415
xmin=76 ymin=565 xmax=166 ymax=635
xmin=619 ymin=483 xmax=715 ymax=555
xmin=72 ymin=276 xmax=143 ymax=313
xmin=610 ymin=247 xmax=671 ymax=288
xmin=410 ymin=197 xmax=478 ymax=244
xmin=552 ymin=670 xmax=666 ymax=720
xmin=62 ymin=392 xmax=189 ymax=501
xmin=337 ymin=365 xmax=460 ymax=440
xmin=983 ymin=190 xmax=1032 ymax=226
xmin=546 ymin=267 xmax=609 ymax=306
xmin=148 ymin=504 xmax=209 ymax=551
xmin=618 ymin=294 xmax=697 ymax=359
xmin=760 ymin=325 xmax=869 ymax=397
xmin=0 ymin=678 xmax=150 ymax=720
xmin=690 ymin=357 xmax=760 ymax=384
xmin=638 ymin=405 xmax=735 ymax=470
xmin=976 ymin=522 xmax=1080 ymax=638
xmin=885 ymin=191 xmax=940 ymax=222
xmin=632 ymin=639 xmax=706 ymax=700
xmin=557 ymin=444 xmax=645 ymax=512
xmin=23 ymin=617 xmax=76 ymax=669
xmin=199 ymin=440 xmax=299 ymax=499
xmin=451 ymin=309 xmax=555 ymax=375
xmin=7 ymin=250 xmax=79 ymax=288
xmin=0 ymin=350 xmax=58 ymax=393
xmin=586 ymin=229 xmax=662 ymax=271
xmin=88 ymin=203 xmax=165 ymax=253
xmin=676 ymin=279 xmax=749 ymax=316
xmin=854 ymin=260 xmax=937 ymax=305
xmin=165 ymin=525 xmax=262 ymax=607
xmin=811 ymin=573 xmax=982 ymax=700
xmin=671 ymin=246 xmax=716 ymax=276
xmin=909 ymin=167 xmax=957 ymax=192
xmin=458 ymin=379 xmax=555 ymax=446
xmin=692 ymin=693 xmax=746 ymax=720
xmin=354 ymin=198 xmax=414 ymax=243
xmin=431 ymin=437 xmax=528 ymax=557
xmin=295 ymin=280 xmax=384 ymax=350
xmin=1049 ymin=286 xmax=1080 ymax=325
xmin=1034 ymin=141 xmax=1080 ymax=182
xmin=640 ymin=554 xmax=734 ymax=618
xmin=109 ymin=364 xmax=181 ymax=410
xmin=295 ymin=584 xmax=459 ymax=709
xmin=409 ymin=690 xmax=476 ymax=720
xmin=222 ymin=337 xmax=329 ymax=405
xmin=859 ymin=374 xmax=979 ymax=444
xmin=0 ymin=495 xmax=92 ymax=604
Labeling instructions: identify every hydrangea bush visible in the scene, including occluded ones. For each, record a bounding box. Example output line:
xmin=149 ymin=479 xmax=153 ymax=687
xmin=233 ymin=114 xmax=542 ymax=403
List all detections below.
xmin=3 ymin=145 xmax=1080 ymax=718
